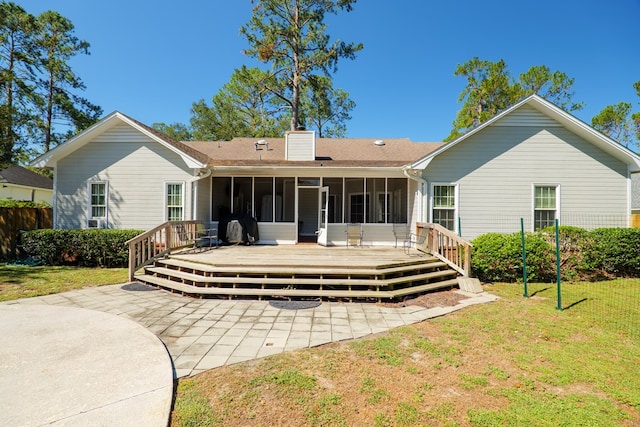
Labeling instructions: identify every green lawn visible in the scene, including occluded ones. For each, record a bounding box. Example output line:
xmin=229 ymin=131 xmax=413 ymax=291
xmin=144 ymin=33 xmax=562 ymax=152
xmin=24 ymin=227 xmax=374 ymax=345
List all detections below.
xmin=0 ymin=265 xmax=128 ymax=302
xmin=171 ymin=280 xmax=640 ymax=426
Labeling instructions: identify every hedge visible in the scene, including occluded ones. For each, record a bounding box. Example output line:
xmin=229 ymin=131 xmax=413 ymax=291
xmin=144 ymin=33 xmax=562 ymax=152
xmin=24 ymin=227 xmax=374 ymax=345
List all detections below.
xmin=471 ymin=227 xmax=640 ymax=282
xmin=21 ymin=229 xmax=143 ymax=268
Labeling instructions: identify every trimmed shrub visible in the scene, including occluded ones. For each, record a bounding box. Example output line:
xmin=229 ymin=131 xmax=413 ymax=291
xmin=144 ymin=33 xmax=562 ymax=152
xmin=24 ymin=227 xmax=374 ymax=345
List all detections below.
xmin=21 ymin=229 xmax=143 ymax=267
xmin=582 ymin=228 xmax=640 ymax=277
xmin=471 ymin=226 xmax=640 ymax=282
xmin=539 ymin=226 xmax=594 ymax=280
xmin=471 ymin=232 xmax=555 ymax=283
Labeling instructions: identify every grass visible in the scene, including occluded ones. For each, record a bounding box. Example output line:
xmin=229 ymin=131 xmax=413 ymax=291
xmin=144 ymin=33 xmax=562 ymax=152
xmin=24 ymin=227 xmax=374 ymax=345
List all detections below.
xmin=170 ymin=280 xmax=640 ymax=426
xmin=3 ymin=265 xmax=635 ymax=425
xmin=0 ymin=265 xmax=128 ymax=301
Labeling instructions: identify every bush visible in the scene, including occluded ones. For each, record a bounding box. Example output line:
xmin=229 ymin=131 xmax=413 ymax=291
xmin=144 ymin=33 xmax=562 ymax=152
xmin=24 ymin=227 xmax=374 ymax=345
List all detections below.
xmin=21 ymin=229 xmax=143 ymax=267
xmin=471 ymin=226 xmax=640 ymax=282
xmin=582 ymin=228 xmax=640 ymax=277
xmin=471 ymin=232 xmax=555 ymax=283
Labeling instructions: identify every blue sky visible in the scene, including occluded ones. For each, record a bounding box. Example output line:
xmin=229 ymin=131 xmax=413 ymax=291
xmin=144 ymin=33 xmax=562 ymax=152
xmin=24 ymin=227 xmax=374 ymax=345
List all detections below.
xmin=16 ymin=0 xmax=640 ymax=142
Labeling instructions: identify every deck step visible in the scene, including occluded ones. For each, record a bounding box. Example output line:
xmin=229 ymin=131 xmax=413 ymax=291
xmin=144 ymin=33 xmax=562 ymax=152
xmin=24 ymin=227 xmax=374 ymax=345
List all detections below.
xmin=144 ymin=266 xmax=457 ymax=288
xmin=157 ymin=257 xmax=446 ymax=276
xmin=135 ymin=274 xmax=459 ymax=300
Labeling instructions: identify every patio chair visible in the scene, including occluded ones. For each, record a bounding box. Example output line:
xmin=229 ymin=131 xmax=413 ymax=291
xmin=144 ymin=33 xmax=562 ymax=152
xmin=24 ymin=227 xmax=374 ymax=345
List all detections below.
xmin=346 ymin=223 xmax=363 ymax=247
xmin=392 ymin=223 xmax=410 ymax=248
xmin=195 ymin=223 xmax=219 ymax=250
xmin=403 ymin=229 xmax=427 ymax=255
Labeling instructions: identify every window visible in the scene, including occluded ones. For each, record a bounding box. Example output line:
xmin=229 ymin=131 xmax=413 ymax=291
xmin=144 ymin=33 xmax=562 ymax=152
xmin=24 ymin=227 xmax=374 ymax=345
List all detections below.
xmin=349 ymin=193 xmax=369 ymax=223
xmin=89 ymin=182 xmax=107 ymax=218
xmin=366 ymin=178 xmax=385 ymax=223
xmin=534 ymin=185 xmax=558 ymax=230
xmin=166 ymin=183 xmax=184 ymax=221
xmin=432 ymin=184 xmax=457 ymax=231
xmin=387 ymin=178 xmax=407 ymax=223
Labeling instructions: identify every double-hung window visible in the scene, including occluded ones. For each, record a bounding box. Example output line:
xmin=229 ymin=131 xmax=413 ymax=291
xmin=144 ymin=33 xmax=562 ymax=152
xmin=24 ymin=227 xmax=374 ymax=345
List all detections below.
xmin=533 ymin=185 xmax=558 ymax=230
xmin=432 ymin=184 xmax=457 ymax=231
xmin=89 ymin=182 xmax=107 ymax=218
xmin=166 ymin=182 xmax=184 ymax=221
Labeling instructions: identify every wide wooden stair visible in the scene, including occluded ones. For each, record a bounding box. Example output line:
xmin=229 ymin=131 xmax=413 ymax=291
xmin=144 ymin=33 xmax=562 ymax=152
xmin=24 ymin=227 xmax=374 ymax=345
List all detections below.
xmin=134 ymin=254 xmax=459 ymax=302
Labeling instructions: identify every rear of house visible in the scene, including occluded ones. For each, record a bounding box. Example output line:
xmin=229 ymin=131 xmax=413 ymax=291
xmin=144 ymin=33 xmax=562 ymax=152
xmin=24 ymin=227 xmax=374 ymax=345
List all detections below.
xmin=409 ymin=96 xmax=640 ymax=240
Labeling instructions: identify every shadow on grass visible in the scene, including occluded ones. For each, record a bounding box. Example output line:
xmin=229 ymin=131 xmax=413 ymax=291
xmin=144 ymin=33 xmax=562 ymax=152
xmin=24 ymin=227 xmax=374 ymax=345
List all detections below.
xmin=529 ymin=287 xmax=552 ymax=297
xmin=563 ymin=298 xmax=589 ymax=311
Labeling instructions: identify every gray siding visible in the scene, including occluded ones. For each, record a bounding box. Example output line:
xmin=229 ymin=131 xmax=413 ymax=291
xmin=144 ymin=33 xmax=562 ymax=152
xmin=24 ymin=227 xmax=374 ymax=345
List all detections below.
xmin=423 ymin=111 xmax=629 ymax=240
xmin=56 ymin=124 xmax=196 ymax=230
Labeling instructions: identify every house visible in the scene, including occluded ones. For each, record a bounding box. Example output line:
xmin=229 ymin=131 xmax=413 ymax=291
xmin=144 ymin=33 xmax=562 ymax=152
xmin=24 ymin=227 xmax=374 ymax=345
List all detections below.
xmin=0 ymin=165 xmax=53 ymax=204
xmin=32 ymin=94 xmax=640 ymax=243
xmin=407 ymin=95 xmax=640 ymax=239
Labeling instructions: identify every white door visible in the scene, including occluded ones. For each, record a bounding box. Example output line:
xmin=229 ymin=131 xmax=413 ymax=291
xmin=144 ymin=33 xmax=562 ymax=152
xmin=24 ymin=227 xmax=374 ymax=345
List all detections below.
xmin=317 ymin=186 xmax=329 ymax=246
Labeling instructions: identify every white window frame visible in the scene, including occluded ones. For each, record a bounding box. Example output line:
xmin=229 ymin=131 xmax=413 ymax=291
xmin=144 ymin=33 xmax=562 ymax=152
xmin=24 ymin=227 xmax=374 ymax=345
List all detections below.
xmin=87 ymin=181 xmax=108 ymax=219
xmin=532 ymin=184 xmax=560 ymax=231
xmin=430 ymin=183 xmax=458 ymax=232
xmin=165 ymin=182 xmax=185 ymax=221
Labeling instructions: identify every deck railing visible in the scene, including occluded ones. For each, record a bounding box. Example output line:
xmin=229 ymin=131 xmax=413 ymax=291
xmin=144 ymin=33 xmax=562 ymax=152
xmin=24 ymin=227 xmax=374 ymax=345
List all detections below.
xmin=415 ymin=222 xmax=472 ymax=277
xmin=126 ymin=220 xmax=200 ymax=281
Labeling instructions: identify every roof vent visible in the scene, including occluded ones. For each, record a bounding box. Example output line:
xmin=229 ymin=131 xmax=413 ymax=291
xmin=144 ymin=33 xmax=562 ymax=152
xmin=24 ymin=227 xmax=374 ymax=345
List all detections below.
xmin=373 ymin=140 xmax=385 ymax=146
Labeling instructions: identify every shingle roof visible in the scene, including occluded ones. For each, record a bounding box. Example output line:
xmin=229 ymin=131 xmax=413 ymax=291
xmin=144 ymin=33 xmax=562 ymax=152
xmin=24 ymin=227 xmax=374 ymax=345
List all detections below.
xmin=182 ymin=137 xmax=442 ymax=167
xmin=117 ymin=113 xmax=211 ymax=165
xmin=0 ymin=166 xmax=53 ymax=189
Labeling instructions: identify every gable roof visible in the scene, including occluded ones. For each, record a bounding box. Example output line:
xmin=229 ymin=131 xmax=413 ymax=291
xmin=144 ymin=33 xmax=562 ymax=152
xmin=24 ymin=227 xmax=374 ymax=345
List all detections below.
xmin=31 ymin=111 xmax=209 ymax=169
xmin=0 ymin=165 xmax=53 ymax=190
xmin=183 ymin=137 xmax=441 ymax=168
xmin=408 ymin=94 xmax=640 ymax=172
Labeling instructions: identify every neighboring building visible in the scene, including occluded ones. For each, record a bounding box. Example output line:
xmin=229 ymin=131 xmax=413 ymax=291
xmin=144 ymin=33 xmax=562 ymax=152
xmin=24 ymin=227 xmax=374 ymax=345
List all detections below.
xmin=0 ymin=165 xmax=53 ymax=204
xmin=32 ymin=95 xmax=640 ymax=243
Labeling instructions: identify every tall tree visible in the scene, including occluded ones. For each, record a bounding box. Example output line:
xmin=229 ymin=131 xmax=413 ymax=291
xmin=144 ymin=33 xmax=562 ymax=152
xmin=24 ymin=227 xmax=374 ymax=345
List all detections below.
xmin=0 ymin=2 xmax=38 ymax=165
xmin=190 ymin=66 xmax=289 ymax=140
xmin=516 ymin=65 xmax=584 ymax=112
xmin=447 ymin=58 xmax=582 ymax=141
xmin=152 ymin=122 xmax=193 ymax=141
xmin=240 ymin=0 xmax=362 ymax=131
xmin=592 ymin=81 xmax=640 ymax=152
xmin=34 ymin=10 xmax=102 ymax=152
xmin=303 ymin=75 xmax=354 ymax=137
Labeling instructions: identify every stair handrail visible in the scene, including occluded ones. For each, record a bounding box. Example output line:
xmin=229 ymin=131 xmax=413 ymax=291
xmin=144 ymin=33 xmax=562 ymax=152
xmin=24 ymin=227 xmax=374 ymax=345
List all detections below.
xmin=415 ymin=222 xmax=472 ymax=276
xmin=125 ymin=220 xmax=201 ymax=281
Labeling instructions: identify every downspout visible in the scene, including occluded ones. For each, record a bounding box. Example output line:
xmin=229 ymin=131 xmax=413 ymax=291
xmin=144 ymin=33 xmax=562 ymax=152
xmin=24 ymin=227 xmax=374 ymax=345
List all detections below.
xmin=403 ymin=168 xmax=428 ymax=225
xmin=189 ymin=168 xmax=212 ymax=221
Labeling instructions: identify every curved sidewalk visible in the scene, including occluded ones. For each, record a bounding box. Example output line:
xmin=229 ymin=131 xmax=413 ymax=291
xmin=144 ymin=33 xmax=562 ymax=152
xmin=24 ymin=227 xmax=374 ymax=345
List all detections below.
xmin=0 ymin=304 xmax=174 ymax=427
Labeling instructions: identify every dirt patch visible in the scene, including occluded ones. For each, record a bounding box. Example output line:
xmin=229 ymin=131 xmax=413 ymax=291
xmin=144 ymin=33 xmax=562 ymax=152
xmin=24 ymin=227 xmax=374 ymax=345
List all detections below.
xmin=379 ymin=289 xmax=469 ymax=309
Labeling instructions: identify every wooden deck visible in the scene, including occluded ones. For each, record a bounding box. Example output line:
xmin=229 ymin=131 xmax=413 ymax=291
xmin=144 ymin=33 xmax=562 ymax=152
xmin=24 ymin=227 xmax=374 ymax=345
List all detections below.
xmin=134 ymin=245 xmax=460 ymax=301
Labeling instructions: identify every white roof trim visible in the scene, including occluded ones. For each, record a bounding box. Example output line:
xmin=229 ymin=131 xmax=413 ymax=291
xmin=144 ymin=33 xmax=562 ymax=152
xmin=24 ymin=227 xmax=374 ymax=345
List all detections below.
xmin=408 ymin=94 xmax=640 ymax=172
xmin=31 ymin=111 xmax=206 ymax=169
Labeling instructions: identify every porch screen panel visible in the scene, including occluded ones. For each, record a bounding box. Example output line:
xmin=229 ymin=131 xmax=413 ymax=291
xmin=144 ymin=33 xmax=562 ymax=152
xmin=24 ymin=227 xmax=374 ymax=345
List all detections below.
xmin=275 ymin=177 xmax=295 ymax=222
xmin=345 ymin=178 xmax=365 ymax=223
xmin=387 ymin=178 xmax=408 ymax=223
xmin=254 ymin=177 xmax=274 ymax=222
xmin=323 ymin=178 xmax=343 ymax=223
xmin=233 ymin=177 xmax=252 ymax=215
xmin=211 ymin=177 xmax=231 ymax=221
xmin=366 ymin=178 xmax=386 ymax=223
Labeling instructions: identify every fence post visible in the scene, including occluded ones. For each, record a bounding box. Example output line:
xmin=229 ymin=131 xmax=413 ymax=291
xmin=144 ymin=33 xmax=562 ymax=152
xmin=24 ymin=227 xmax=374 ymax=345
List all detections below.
xmin=555 ymin=218 xmax=562 ymax=311
xmin=520 ymin=218 xmax=528 ymax=298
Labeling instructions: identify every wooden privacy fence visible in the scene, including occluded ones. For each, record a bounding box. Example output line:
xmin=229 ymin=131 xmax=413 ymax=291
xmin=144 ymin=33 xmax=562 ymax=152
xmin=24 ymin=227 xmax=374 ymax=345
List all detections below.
xmin=0 ymin=207 xmax=52 ymax=259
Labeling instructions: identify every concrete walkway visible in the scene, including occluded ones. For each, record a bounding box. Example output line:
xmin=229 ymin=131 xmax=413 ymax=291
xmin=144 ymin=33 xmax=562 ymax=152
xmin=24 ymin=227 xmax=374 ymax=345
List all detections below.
xmin=1 ymin=283 xmax=497 ymax=426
